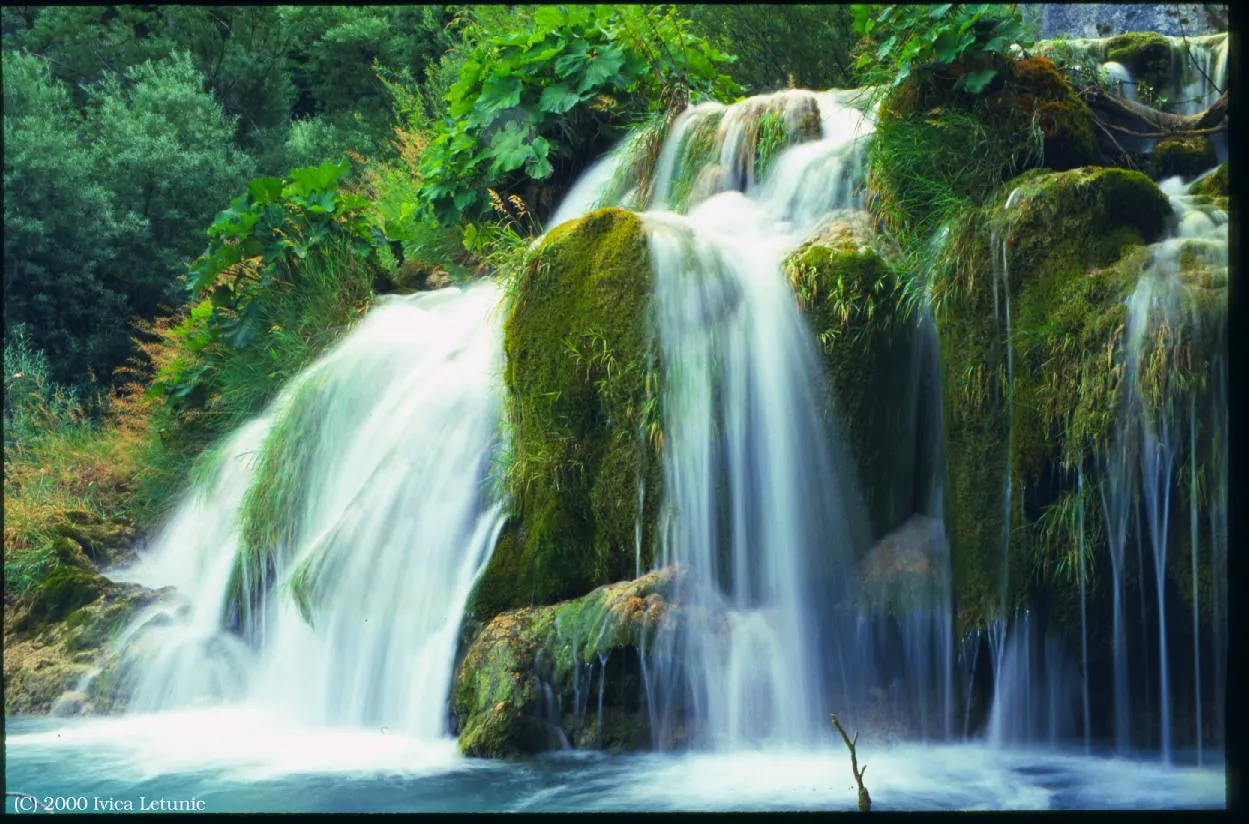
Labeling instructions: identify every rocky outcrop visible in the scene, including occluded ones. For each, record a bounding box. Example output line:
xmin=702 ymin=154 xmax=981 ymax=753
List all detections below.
xmin=785 ymin=213 xmax=943 ymax=545
xmin=4 ymin=579 xmax=171 ymax=715
xmin=453 ymin=566 xmax=683 ymax=758
xmin=1024 ymin=4 xmax=1225 ymax=39
xmin=469 ymin=208 xmax=663 ymax=620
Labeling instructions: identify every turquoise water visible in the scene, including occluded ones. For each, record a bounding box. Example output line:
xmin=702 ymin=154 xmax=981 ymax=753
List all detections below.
xmin=4 ymin=713 xmax=1225 ymax=812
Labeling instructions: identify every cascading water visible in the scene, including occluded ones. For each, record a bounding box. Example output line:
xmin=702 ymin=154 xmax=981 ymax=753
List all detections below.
xmin=108 ymin=283 xmax=508 ymax=741
xmin=5 ymin=29 xmax=1232 ymax=813
xmin=1093 ymin=173 xmax=1227 ymax=762
xmin=1077 ymin=469 xmax=1092 ymax=754
xmin=620 ymin=89 xmax=891 ymax=749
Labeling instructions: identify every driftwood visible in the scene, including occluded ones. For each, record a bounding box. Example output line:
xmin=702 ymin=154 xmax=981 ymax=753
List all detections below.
xmin=831 ymin=713 xmax=871 ymax=812
xmin=1083 ymin=88 xmax=1228 ymax=139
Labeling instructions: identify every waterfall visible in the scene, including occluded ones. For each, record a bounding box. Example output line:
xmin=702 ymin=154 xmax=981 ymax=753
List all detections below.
xmin=1095 ymin=172 xmax=1226 ymax=762
xmin=629 ymin=89 xmax=883 ymax=749
xmin=1077 ymin=469 xmax=1092 ymax=754
xmin=108 ymin=284 xmax=508 ymax=741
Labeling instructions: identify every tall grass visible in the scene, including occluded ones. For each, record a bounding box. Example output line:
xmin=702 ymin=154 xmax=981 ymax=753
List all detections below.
xmin=4 ymin=235 xmax=377 ymax=604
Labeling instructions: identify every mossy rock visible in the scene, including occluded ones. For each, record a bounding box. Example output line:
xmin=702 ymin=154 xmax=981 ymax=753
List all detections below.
xmin=53 ymin=511 xmax=137 ymax=567
xmin=16 ymin=567 xmax=106 ymax=633
xmin=1187 ymin=163 xmax=1228 ymax=198
xmin=938 ymin=167 xmax=1172 ymax=632
xmin=453 ymin=567 xmax=682 ymax=758
xmin=1105 ymin=32 xmax=1174 ymax=92
xmin=1149 ymin=136 xmax=1218 ymax=181
xmin=784 ymin=213 xmax=939 ymax=543
xmin=4 ymin=581 xmax=170 ymax=715
xmin=881 ymin=54 xmax=1097 ymax=176
xmin=858 ymin=515 xmax=951 ymax=617
xmin=1002 ymin=56 xmax=1098 ymax=171
xmin=470 ymin=208 xmax=662 ymax=620
xmin=872 ymin=55 xmax=1100 ymax=251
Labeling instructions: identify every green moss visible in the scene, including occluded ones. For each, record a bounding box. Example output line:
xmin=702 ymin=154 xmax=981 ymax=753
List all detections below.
xmin=17 ymin=567 xmax=104 ymax=632
xmin=1004 ymin=56 xmax=1097 ymax=171
xmin=1149 ymin=136 xmax=1218 ymax=180
xmin=1188 ymin=163 xmax=1228 ymax=197
xmin=1105 ymin=32 xmax=1174 ymax=92
xmin=869 ymin=54 xmax=1098 ymax=279
xmin=938 ymin=167 xmax=1172 ymax=632
xmin=784 ymin=217 xmax=930 ymax=541
xmin=754 ymin=111 xmax=789 ymax=182
xmin=667 ymin=109 xmax=725 ymax=211
xmin=470 ymin=208 xmax=661 ymax=621
xmin=454 ymin=568 xmax=677 ymax=758
xmin=226 ymin=371 xmax=330 ymax=628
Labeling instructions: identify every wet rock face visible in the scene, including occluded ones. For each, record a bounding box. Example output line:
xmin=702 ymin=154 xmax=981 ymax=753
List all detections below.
xmin=453 ymin=567 xmax=685 ymax=758
xmin=3 ymin=581 xmax=172 ymax=716
xmin=858 ymin=515 xmax=951 ymax=615
xmin=470 ymin=207 xmax=662 ymax=621
xmin=1024 ymin=4 xmax=1225 ymax=39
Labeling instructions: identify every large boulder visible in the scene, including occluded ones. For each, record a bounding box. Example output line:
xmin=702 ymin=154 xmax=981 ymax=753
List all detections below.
xmin=937 ymin=166 xmax=1172 ymax=633
xmin=470 ymin=208 xmax=663 ymax=620
xmin=785 ymin=212 xmax=943 ymax=545
xmin=453 ymin=567 xmax=683 ymax=758
xmin=858 ymin=515 xmax=951 ymax=616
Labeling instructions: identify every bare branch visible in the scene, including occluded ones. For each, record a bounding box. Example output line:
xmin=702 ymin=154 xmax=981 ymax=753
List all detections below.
xmin=831 ymin=713 xmax=872 ymax=812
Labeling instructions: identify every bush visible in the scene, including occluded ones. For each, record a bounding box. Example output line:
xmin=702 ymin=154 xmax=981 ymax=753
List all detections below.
xmin=416 ymin=4 xmax=739 ymax=225
xmin=150 ymin=162 xmax=385 ymax=427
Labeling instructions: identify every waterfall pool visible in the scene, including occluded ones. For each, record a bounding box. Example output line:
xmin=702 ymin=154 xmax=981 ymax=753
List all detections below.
xmin=4 ymin=713 xmax=1224 ymax=812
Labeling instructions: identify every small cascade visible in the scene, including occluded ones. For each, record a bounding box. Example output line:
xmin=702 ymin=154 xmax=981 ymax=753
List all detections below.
xmin=986 ymin=611 xmax=1078 ymax=748
xmin=1100 ymin=61 xmax=1138 ymax=101
xmin=1188 ymin=394 xmax=1202 ymax=765
xmin=986 ymin=190 xmax=1021 ymax=719
xmin=632 ymin=89 xmax=880 ymax=750
xmin=1209 ymin=354 xmax=1228 ymax=753
xmin=110 ymin=284 xmax=508 ymax=742
xmin=548 ymin=140 xmax=633 ymax=230
xmin=959 ymin=629 xmax=982 ymax=739
xmin=1077 ymin=469 xmax=1092 ymax=754
xmin=1092 ymin=170 xmax=1226 ymax=761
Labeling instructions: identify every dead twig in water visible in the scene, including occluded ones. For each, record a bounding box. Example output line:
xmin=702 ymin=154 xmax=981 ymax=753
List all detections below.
xmin=831 ymin=713 xmax=871 ymax=812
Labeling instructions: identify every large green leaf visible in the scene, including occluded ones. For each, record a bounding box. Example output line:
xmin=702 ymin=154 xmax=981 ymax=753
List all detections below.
xmin=476 ymin=74 xmax=524 ymax=117
xmin=487 ymin=121 xmax=535 ymax=175
xmin=932 ymin=29 xmax=963 ymax=63
xmin=539 ymin=82 xmax=582 ymax=115
xmin=448 ymin=60 xmax=484 ymax=116
xmin=959 ymin=68 xmax=998 ymax=94
xmin=581 ymin=45 xmax=626 ymax=90
xmin=285 ymin=161 xmax=349 ymax=199
xmin=247 ymin=177 xmax=283 ymax=205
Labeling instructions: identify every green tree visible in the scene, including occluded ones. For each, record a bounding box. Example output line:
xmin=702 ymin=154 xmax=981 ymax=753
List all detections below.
xmin=681 ymin=5 xmax=859 ymax=93
xmin=2 ymin=51 xmax=146 ymax=390
xmin=85 ymin=53 xmax=255 ymax=316
xmin=7 ymin=5 xmax=297 ymax=153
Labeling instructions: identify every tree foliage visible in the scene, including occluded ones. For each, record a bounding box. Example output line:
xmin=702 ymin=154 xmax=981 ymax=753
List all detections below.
xmin=681 ymin=5 xmax=859 ymax=93
xmin=3 ymin=51 xmax=147 ymax=389
xmin=415 ymin=4 xmax=739 ymax=224
xmin=151 ymin=162 xmax=386 ymax=415
xmin=852 ymin=4 xmax=1032 ymax=94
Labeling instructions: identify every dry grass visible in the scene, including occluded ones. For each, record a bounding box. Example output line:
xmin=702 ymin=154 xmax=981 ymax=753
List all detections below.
xmin=3 ymin=318 xmax=190 ymax=599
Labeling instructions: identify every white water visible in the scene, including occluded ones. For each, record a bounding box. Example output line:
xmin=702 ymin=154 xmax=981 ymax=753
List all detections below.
xmin=630 ymin=90 xmax=887 ymax=749
xmin=1095 ymin=173 xmax=1226 ymax=761
xmin=107 ymin=283 xmax=508 ymax=742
